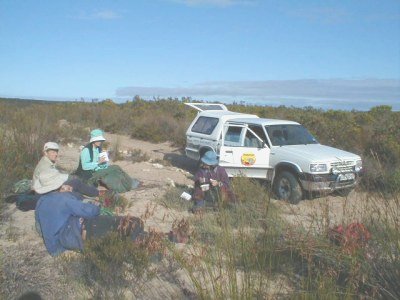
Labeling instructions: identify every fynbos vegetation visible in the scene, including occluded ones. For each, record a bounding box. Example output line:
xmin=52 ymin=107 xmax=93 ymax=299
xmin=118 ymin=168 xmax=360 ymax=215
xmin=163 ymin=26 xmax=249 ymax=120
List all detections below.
xmin=0 ymin=97 xmax=399 ymax=299
xmin=1 ymin=97 xmax=398 ymax=194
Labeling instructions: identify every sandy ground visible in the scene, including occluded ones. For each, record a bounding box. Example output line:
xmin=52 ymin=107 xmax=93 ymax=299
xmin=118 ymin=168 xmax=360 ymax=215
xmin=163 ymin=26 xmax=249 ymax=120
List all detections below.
xmin=0 ymin=133 xmax=385 ymax=299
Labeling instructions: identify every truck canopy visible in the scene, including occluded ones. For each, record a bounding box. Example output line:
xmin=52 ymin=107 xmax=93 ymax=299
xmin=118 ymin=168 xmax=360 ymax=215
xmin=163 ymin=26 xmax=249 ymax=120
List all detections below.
xmin=184 ymin=102 xmax=228 ymax=112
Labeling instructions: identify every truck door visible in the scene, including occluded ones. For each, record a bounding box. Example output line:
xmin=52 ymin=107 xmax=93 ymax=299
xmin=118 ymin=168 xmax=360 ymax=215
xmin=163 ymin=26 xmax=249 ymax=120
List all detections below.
xmin=219 ymin=123 xmax=271 ymax=179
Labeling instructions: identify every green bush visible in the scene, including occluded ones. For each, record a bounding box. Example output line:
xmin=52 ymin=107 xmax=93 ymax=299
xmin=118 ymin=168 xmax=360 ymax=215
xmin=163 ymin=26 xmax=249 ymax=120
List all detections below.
xmin=171 ymin=177 xmax=400 ymax=299
xmin=173 ymin=178 xmax=291 ymax=298
xmin=62 ymin=232 xmax=154 ymax=299
xmin=156 ymin=186 xmax=194 ymax=212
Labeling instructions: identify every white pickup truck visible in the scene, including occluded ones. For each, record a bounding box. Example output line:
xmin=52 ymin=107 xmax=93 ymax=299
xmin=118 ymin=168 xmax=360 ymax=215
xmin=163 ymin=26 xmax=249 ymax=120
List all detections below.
xmin=185 ymin=103 xmax=363 ymax=203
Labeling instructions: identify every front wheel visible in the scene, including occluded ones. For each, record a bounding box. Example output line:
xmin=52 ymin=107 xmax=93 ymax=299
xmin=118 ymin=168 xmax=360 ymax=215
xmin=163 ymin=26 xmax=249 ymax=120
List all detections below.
xmin=274 ymin=171 xmax=303 ymax=204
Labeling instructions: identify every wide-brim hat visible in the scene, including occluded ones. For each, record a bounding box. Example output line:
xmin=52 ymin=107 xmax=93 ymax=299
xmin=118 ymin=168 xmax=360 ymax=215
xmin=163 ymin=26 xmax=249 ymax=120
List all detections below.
xmin=90 ymin=136 xmax=106 ymax=143
xmin=89 ymin=129 xmax=106 ymax=143
xmin=201 ymin=151 xmax=219 ymax=166
xmin=36 ymin=171 xmax=68 ymax=194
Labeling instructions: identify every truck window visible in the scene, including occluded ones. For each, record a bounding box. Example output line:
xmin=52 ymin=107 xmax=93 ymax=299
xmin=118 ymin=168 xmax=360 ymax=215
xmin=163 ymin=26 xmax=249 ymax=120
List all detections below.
xmin=191 ymin=117 xmax=219 ymax=135
xmin=266 ymin=125 xmax=318 ymax=146
xmin=244 ymin=130 xmax=263 ymax=148
xmin=248 ymin=125 xmax=269 ymax=147
xmin=224 ymin=126 xmax=243 ymax=147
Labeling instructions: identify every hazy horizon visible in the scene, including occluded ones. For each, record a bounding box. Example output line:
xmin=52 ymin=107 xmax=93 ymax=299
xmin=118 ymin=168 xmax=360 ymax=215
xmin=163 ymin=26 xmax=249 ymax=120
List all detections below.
xmin=1 ymin=93 xmax=398 ymax=112
xmin=1 ymin=0 xmax=399 ymax=112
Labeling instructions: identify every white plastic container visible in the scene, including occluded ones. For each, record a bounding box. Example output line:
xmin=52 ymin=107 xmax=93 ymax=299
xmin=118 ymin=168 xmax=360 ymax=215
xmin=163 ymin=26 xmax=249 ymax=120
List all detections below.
xmin=180 ymin=192 xmax=192 ymax=201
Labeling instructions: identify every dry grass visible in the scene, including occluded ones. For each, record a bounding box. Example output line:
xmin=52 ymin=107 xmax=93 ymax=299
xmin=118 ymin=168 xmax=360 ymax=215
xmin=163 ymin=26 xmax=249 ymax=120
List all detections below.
xmin=0 ymin=243 xmax=76 ymax=299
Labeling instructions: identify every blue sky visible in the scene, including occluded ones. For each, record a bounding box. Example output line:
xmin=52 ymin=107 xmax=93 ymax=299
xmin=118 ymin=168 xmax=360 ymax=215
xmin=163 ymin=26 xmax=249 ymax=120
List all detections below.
xmin=0 ymin=0 xmax=399 ymax=110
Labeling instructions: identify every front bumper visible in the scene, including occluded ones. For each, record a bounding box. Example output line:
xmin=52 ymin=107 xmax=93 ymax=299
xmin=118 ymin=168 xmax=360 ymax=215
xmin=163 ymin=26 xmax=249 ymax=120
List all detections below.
xmin=299 ymin=172 xmax=359 ymax=192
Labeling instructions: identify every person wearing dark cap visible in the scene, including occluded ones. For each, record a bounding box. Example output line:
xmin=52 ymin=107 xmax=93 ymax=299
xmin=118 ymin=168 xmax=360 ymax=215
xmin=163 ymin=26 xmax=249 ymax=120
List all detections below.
xmin=192 ymin=150 xmax=235 ymax=212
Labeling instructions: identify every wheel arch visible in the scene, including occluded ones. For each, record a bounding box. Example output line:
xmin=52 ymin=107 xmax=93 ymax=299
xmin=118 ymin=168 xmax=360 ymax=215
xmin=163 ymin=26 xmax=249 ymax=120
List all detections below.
xmin=272 ymin=162 xmax=303 ymax=186
xmin=199 ymin=146 xmax=215 ymax=158
xmin=197 ymin=146 xmax=215 ymax=167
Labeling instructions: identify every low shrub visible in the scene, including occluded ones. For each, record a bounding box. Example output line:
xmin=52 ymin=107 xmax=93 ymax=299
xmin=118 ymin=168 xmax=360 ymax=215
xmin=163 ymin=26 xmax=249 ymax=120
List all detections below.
xmin=172 ymin=178 xmax=291 ymax=298
xmin=130 ymin=148 xmax=150 ymax=163
xmin=156 ymin=186 xmax=193 ymax=212
xmin=62 ymin=232 xmax=158 ymax=299
xmin=172 ymin=177 xmax=400 ymax=299
xmin=0 ymin=243 xmax=73 ymax=299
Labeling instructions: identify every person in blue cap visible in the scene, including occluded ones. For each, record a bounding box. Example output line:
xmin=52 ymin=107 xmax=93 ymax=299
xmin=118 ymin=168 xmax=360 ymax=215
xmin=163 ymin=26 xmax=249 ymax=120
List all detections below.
xmin=75 ymin=129 xmax=109 ymax=182
xmin=192 ymin=150 xmax=235 ymax=212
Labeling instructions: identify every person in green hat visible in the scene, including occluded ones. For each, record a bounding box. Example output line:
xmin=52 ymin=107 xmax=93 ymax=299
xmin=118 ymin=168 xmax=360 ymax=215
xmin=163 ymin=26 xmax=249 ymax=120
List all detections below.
xmin=75 ymin=129 xmax=109 ymax=182
xmin=75 ymin=129 xmax=135 ymax=193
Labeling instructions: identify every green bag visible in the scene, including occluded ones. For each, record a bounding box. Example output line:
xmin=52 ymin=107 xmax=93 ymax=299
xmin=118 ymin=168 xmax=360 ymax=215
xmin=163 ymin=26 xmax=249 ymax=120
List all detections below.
xmin=13 ymin=179 xmax=32 ymax=194
xmin=88 ymin=165 xmax=133 ymax=193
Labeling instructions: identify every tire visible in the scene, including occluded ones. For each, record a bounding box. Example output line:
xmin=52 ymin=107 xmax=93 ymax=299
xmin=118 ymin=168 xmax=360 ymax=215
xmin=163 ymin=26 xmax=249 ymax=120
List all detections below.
xmin=274 ymin=171 xmax=303 ymax=204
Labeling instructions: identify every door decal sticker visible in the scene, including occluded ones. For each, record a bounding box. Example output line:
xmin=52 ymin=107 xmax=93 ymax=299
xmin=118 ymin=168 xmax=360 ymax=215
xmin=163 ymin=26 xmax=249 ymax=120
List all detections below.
xmin=241 ymin=153 xmax=256 ymax=166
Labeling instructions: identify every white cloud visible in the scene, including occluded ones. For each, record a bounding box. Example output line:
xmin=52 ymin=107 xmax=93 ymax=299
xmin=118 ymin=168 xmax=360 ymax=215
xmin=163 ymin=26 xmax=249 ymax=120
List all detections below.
xmin=115 ymin=79 xmax=400 ymax=110
xmin=92 ymin=10 xmax=121 ymax=20
xmin=172 ymin=0 xmax=256 ymax=7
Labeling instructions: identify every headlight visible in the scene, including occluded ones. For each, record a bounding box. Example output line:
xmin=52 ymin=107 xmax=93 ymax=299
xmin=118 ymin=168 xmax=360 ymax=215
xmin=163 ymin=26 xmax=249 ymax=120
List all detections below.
xmin=310 ymin=163 xmax=327 ymax=173
xmin=355 ymin=160 xmax=362 ymax=172
xmin=331 ymin=167 xmax=340 ymax=175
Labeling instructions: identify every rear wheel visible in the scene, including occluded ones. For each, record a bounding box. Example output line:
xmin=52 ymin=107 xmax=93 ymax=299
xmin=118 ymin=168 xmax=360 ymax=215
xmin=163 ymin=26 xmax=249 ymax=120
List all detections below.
xmin=274 ymin=171 xmax=303 ymax=204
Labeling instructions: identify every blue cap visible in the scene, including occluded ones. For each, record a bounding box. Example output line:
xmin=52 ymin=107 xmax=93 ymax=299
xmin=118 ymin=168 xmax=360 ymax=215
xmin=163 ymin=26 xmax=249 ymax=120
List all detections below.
xmin=201 ymin=151 xmax=218 ymax=166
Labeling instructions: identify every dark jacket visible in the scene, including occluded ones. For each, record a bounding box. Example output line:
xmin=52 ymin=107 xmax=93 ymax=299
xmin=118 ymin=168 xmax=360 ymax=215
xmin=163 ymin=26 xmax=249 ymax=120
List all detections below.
xmin=194 ymin=165 xmax=230 ymax=188
xmin=193 ymin=166 xmax=234 ymax=203
xmin=35 ymin=192 xmax=100 ymax=256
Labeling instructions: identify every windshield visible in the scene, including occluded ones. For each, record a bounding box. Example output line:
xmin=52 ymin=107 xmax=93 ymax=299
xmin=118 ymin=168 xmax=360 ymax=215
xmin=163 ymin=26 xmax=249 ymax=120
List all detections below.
xmin=265 ymin=124 xmax=318 ymax=146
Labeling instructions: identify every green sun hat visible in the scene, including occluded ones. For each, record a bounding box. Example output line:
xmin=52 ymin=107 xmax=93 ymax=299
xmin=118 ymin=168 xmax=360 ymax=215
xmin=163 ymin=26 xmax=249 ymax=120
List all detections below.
xmin=90 ymin=129 xmax=106 ymax=143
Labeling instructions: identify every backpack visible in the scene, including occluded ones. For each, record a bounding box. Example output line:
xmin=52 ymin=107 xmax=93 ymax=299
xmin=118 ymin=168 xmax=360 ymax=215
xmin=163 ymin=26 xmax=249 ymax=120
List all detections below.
xmin=13 ymin=179 xmax=32 ymax=194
